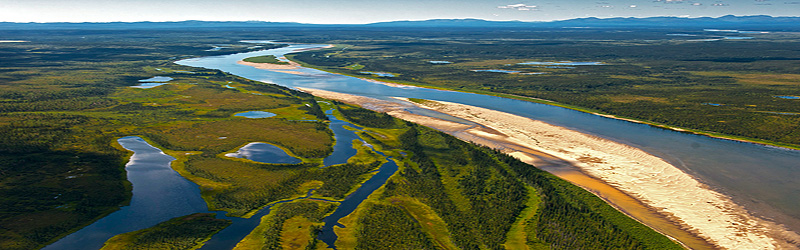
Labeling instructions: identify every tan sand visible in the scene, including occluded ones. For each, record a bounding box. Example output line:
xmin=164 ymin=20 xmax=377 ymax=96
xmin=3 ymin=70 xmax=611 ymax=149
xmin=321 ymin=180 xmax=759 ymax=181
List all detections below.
xmin=405 ymin=99 xmax=799 ymax=250
xmin=237 ymin=60 xmax=301 ymax=70
xmin=292 ymin=44 xmax=335 ymax=52
xmin=296 ymin=87 xmax=799 ymax=249
xmin=360 ymin=78 xmax=425 ymax=89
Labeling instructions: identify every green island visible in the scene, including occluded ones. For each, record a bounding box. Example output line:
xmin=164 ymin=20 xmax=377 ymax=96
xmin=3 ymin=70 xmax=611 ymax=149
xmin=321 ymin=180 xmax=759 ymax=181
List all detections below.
xmin=288 ymin=34 xmax=800 ymax=150
xmin=100 ymin=213 xmax=231 ymax=250
xmin=242 ymin=55 xmax=290 ymax=65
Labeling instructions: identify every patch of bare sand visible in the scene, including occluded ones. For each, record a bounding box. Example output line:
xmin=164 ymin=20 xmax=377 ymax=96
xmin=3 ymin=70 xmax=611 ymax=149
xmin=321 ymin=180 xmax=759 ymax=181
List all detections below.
xmin=237 ymin=60 xmax=301 ymax=70
xmin=407 ymin=99 xmax=799 ymax=250
xmin=360 ymin=78 xmax=423 ymax=89
xmin=297 ymin=87 xmax=799 ymax=249
xmin=292 ymin=44 xmax=334 ymax=52
xmin=295 ymin=87 xmax=473 ymax=131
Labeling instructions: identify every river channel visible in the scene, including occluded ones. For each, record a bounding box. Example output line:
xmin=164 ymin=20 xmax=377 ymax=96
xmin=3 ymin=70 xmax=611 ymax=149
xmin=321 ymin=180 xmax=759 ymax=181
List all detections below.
xmin=46 ymin=106 xmax=397 ymax=249
xmin=177 ymin=42 xmax=800 ymax=236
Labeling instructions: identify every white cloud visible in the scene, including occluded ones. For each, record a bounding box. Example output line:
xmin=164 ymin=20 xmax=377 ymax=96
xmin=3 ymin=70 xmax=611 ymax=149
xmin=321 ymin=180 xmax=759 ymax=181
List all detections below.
xmin=498 ymin=3 xmax=539 ymax=11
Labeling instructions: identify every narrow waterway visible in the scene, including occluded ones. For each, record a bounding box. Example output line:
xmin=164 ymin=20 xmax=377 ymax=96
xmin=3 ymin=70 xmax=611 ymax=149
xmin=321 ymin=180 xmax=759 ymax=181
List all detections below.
xmin=323 ymin=108 xmax=363 ymax=167
xmin=45 ymin=108 xmax=393 ymax=249
xmin=43 ymin=137 xmax=209 ymax=250
xmin=177 ymin=42 xmax=800 ymax=238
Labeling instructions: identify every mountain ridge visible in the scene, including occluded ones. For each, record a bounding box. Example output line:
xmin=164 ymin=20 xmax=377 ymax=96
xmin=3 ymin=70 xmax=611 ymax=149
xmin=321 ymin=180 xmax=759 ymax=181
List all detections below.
xmin=1 ymin=15 xmax=798 ymax=30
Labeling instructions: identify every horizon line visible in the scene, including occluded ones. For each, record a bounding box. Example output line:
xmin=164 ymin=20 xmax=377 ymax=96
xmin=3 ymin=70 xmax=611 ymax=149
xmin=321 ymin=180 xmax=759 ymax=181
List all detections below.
xmin=2 ymin=14 xmax=798 ymax=25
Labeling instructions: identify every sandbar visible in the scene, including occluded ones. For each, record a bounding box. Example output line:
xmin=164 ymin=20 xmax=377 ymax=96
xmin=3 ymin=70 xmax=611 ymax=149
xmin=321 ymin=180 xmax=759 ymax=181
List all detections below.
xmin=297 ymin=87 xmax=800 ymax=250
xmin=292 ymin=44 xmax=334 ymax=52
xmin=237 ymin=58 xmax=301 ymax=70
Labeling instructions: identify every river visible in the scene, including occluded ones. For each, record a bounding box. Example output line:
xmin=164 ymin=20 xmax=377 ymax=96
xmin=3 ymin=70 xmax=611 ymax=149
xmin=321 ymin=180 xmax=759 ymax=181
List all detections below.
xmin=177 ymin=42 xmax=800 ymax=239
xmin=45 ymin=106 xmax=397 ymax=249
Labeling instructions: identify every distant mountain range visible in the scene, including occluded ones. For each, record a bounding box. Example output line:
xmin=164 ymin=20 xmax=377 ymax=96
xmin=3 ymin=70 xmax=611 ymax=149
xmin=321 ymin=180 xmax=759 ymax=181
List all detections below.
xmin=1 ymin=15 xmax=798 ymax=30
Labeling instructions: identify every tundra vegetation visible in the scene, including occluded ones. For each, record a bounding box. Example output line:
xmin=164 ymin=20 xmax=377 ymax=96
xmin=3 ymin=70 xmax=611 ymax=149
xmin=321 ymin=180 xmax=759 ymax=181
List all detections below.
xmin=100 ymin=213 xmax=231 ymax=250
xmin=3 ymin=27 xmax=758 ymax=249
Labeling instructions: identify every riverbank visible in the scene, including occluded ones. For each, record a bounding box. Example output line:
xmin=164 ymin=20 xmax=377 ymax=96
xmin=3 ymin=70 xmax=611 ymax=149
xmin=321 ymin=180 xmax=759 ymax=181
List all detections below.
xmin=237 ymin=59 xmax=301 ymax=70
xmin=284 ymin=55 xmax=800 ymax=152
xmin=296 ymin=87 xmax=800 ymax=250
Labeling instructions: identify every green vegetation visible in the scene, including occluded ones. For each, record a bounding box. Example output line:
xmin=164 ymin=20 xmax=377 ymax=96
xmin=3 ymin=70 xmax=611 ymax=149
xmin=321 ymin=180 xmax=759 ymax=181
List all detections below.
xmin=0 ymin=28 xmax=713 ymax=249
xmin=100 ymin=213 xmax=231 ymax=250
xmin=235 ymin=201 xmax=333 ymax=250
xmin=291 ymin=34 xmax=800 ymax=149
xmin=328 ymin=102 xmax=680 ymax=250
xmin=336 ymin=102 xmax=398 ymax=129
xmin=315 ymin=161 xmax=382 ymax=199
xmin=232 ymin=101 xmax=681 ymax=249
xmin=242 ymin=55 xmax=289 ymax=65
xmin=355 ymin=204 xmax=437 ymax=249
xmin=0 ymin=30 xmax=305 ymax=249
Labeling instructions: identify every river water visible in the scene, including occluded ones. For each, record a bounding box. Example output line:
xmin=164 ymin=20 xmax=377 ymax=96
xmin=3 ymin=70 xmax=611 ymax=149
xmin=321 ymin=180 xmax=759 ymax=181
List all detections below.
xmin=46 ymin=105 xmax=396 ymax=249
xmin=177 ymin=43 xmax=800 ymax=234
xmin=43 ymin=137 xmax=210 ymax=250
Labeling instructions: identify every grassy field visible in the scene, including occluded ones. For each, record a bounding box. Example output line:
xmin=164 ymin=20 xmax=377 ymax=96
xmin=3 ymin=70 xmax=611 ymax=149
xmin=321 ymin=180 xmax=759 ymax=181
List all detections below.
xmin=290 ymin=32 xmax=800 ymax=149
xmin=100 ymin=213 xmax=231 ymax=250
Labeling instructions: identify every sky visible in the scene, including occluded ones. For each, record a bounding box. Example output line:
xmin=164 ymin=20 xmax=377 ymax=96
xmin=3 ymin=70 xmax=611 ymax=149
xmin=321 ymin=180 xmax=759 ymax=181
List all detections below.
xmin=1 ymin=0 xmax=799 ymax=24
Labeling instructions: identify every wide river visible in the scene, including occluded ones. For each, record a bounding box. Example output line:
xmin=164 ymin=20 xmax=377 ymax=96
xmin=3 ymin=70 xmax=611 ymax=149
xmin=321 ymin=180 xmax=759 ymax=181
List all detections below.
xmin=177 ymin=42 xmax=800 ymax=234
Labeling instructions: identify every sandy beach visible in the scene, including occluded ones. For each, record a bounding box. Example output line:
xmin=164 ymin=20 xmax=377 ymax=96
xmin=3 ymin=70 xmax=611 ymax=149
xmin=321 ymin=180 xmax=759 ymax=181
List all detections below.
xmin=297 ymin=87 xmax=799 ymax=250
xmin=237 ymin=58 xmax=301 ymax=70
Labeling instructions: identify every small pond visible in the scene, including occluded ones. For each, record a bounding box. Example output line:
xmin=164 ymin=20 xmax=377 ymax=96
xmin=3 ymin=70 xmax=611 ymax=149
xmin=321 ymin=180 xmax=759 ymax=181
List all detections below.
xmin=471 ymin=69 xmax=521 ymax=74
xmin=225 ymin=143 xmax=302 ymax=164
xmin=518 ymin=61 xmax=604 ymax=66
xmin=763 ymin=112 xmax=799 ymax=116
xmin=234 ymin=111 xmax=277 ymax=118
xmin=359 ymin=71 xmax=396 ymax=77
xmin=775 ymin=96 xmax=800 ymax=100
xmin=132 ymin=76 xmax=174 ymax=89
xmin=429 ymin=61 xmax=453 ymax=64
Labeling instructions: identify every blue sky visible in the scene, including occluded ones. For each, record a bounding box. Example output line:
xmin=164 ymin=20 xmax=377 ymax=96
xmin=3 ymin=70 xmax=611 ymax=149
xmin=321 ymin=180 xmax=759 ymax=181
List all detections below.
xmin=2 ymin=0 xmax=799 ymax=23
